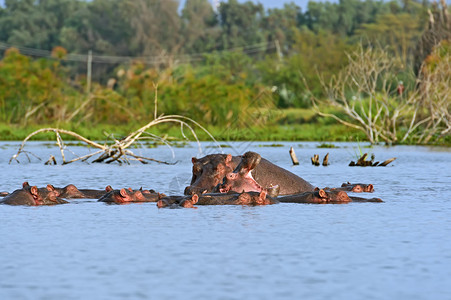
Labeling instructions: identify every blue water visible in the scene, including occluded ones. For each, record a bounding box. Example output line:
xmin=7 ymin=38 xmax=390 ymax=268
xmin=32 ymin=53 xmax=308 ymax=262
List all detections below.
xmin=0 ymin=141 xmax=450 ymax=300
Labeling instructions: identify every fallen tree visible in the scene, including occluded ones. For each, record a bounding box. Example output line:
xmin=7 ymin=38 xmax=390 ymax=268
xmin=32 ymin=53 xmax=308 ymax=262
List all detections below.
xmin=10 ymin=89 xmax=220 ymax=164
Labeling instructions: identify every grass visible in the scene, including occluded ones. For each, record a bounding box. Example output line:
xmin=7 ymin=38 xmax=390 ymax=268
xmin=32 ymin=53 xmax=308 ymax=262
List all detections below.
xmin=1 ymin=108 xmax=449 ymax=146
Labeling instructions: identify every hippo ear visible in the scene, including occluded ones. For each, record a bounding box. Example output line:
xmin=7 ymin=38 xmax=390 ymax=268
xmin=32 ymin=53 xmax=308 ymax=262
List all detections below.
xmin=120 ymin=188 xmax=128 ymax=198
xmin=23 ymin=181 xmax=30 ymax=189
xmin=225 ymin=154 xmax=232 ymax=163
xmin=314 ymin=187 xmax=320 ymax=191
xmin=105 ymin=185 xmax=113 ymax=192
xmin=318 ymin=189 xmax=327 ymax=198
xmin=46 ymin=184 xmax=55 ymax=191
xmin=128 ymin=187 xmax=133 ymax=192
xmin=191 ymin=194 xmax=199 ymax=204
xmin=192 ymin=157 xmax=197 ymax=164
xmin=367 ymin=184 xmax=374 ymax=192
xmin=30 ymin=186 xmax=39 ymax=197
xmin=259 ymin=190 xmax=267 ymax=200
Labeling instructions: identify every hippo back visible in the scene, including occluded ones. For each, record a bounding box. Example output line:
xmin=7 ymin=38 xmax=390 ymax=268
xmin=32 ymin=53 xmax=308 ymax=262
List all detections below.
xmin=252 ymin=158 xmax=314 ymax=195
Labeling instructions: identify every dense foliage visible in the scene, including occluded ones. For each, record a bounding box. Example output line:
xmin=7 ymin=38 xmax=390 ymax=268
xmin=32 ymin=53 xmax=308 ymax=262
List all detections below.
xmin=0 ymin=0 xmax=449 ymax=144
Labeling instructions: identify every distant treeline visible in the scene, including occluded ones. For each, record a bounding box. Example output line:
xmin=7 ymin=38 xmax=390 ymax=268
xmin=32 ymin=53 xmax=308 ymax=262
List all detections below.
xmin=0 ymin=0 xmax=448 ymax=142
xmin=0 ymin=0 xmax=429 ymax=63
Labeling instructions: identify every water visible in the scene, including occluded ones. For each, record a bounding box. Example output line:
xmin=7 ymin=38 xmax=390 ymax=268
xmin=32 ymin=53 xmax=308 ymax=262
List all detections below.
xmin=0 ymin=141 xmax=450 ymax=300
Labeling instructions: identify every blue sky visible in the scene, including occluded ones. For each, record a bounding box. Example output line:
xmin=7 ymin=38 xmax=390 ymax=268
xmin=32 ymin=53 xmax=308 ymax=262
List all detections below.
xmin=185 ymin=0 xmax=322 ymax=11
xmin=0 ymin=0 xmax=323 ymax=11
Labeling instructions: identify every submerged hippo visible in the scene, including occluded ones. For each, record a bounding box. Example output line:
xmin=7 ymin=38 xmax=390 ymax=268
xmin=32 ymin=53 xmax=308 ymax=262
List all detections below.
xmin=337 ymin=182 xmax=374 ymax=193
xmin=278 ymin=188 xmax=383 ymax=204
xmin=1 ymin=184 xmax=67 ymax=206
xmin=158 ymin=190 xmax=278 ymax=208
xmin=22 ymin=182 xmax=108 ymax=199
xmin=277 ymin=189 xmax=351 ymax=204
xmin=49 ymin=184 xmax=108 ymax=199
xmin=98 ymin=187 xmax=164 ymax=204
xmin=185 ymin=152 xmax=314 ymax=195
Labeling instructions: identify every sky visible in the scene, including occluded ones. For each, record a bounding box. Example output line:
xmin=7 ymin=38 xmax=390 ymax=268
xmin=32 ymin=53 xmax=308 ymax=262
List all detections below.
xmin=209 ymin=0 xmax=316 ymax=10
xmin=0 ymin=0 xmax=322 ymax=11
xmin=184 ymin=0 xmax=321 ymax=11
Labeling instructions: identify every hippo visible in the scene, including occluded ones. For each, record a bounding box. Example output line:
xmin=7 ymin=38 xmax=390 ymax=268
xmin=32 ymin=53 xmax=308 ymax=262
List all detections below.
xmin=98 ymin=187 xmax=164 ymax=204
xmin=277 ymin=189 xmax=352 ymax=204
xmin=50 ymin=184 xmax=108 ymax=199
xmin=156 ymin=195 xmax=199 ymax=209
xmin=22 ymin=182 xmax=107 ymax=199
xmin=277 ymin=188 xmax=383 ymax=204
xmin=158 ymin=190 xmax=278 ymax=208
xmin=218 ymin=151 xmax=314 ymax=195
xmin=338 ymin=182 xmax=374 ymax=193
xmin=1 ymin=184 xmax=67 ymax=206
xmin=185 ymin=152 xmax=314 ymax=195
xmin=185 ymin=154 xmax=238 ymax=195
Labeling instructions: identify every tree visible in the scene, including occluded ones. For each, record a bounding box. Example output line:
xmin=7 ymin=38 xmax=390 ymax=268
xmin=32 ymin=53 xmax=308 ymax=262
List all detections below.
xmin=60 ymin=0 xmax=133 ymax=56
xmin=120 ymin=0 xmax=182 ymax=60
xmin=308 ymin=44 xmax=429 ymax=144
xmin=413 ymin=0 xmax=451 ymax=74
xmin=261 ymin=3 xmax=301 ymax=53
xmin=356 ymin=13 xmax=423 ymax=65
xmin=0 ymin=0 xmax=82 ymax=50
xmin=259 ymin=28 xmax=350 ymax=108
xmin=181 ymin=0 xmax=219 ymax=54
xmin=217 ymin=0 xmax=265 ymax=49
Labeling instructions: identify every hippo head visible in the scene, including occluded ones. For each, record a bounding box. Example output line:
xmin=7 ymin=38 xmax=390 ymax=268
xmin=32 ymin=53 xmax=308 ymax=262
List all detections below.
xmin=184 ymin=154 xmax=235 ymax=195
xmin=179 ymin=194 xmax=199 ymax=208
xmin=49 ymin=184 xmax=85 ymax=199
xmin=22 ymin=182 xmax=60 ymax=205
xmin=341 ymin=182 xmax=374 ymax=193
xmin=219 ymin=152 xmax=263 ymax=194
xmin=132 ymin=190 xmax=163 ymax=202
xmin=235 ymin=190 xmax=269 ymax=206
xmin=157 ymin=195 xmax=198 ymax=208
xmin=314 ymin=188 xmax=351 ymax=203
xmin=109 ymin=188 xmax=136 ymax=204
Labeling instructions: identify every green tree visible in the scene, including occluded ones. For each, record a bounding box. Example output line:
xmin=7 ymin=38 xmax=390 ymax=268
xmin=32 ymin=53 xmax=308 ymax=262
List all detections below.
xmin=0 ymin=0 xmax=82 ymax=50
xmin=120 ymin=0 xmax=182 ymax=59
xmin=181 ymin=0 xmax=219 ymax=54
xmin=356 ymin=13 xmax=423 ymax=65
xmin=217 ymin=0 xmax=265 ymax=49
xmin=60 ymin=0 xmax=133 ymax=56
xmin=258 ymin=28 xmax=350 ymax=108
xmin=261 ymin=3 xmax=301 ymax=53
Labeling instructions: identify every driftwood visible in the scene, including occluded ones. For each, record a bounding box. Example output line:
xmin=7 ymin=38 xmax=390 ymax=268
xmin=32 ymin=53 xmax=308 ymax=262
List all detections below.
xmin=289 ymin=147 xmax=299 ymax=165
xmin=311 ymin=154 xmax=320 ymax=166
xmin=9 ymin=115 xmax=220 ymax=165
xmin=349 ymin=153 xmax=396 ymax=167
xmin=311 ymin=153 xmax=329 ymax=166
xmin=322 ymin=153 xmax=329 ymax=166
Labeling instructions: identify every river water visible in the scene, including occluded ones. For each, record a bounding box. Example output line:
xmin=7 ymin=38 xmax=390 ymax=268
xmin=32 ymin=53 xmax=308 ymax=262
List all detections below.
xmin=0 ymin=141 xmax=450 ymax=300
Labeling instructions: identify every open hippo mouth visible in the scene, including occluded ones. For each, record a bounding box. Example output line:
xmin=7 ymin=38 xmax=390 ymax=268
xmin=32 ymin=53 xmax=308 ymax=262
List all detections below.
xmin=219 ymin=171 xmax=264 ymax=193
xmin=219 ymin=152 xmax=264 ymax=194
